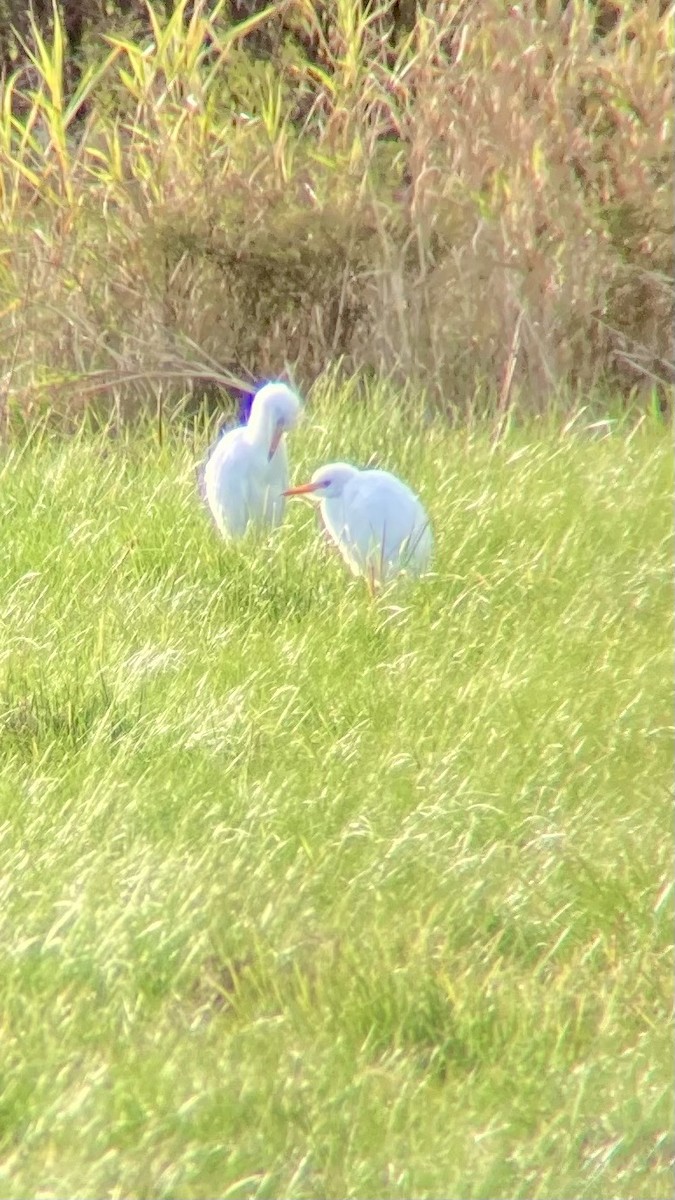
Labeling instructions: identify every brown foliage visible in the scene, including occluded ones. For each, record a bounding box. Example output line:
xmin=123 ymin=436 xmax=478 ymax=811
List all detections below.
xmin=0 ymin=0 xmax=672 ymax=424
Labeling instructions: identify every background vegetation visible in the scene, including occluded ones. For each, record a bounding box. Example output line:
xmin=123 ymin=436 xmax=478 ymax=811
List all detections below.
xmin=0 ymin=0 xmax=673 ymax=426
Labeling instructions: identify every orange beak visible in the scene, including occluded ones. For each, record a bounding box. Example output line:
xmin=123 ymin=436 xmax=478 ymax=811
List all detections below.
xmin=268 ymin=424 xmax=283 ymax=461
xmin=282 ymin=481 xmax=322 ymax=497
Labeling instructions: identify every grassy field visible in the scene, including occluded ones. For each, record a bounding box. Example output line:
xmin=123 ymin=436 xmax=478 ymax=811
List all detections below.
xmin=0 ymin=383 xmax=672 ymax=1199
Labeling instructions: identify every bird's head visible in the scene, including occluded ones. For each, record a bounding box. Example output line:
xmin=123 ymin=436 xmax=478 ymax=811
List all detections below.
xmin=283 ymin=462 xmax=358 ymax=501
xmin=248 ymin=381 xmax=303 ymax=460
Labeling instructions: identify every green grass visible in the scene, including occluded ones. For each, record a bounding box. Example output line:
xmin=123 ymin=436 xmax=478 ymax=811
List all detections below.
xmin=0 ymin=385 xmax=672 ymax=1199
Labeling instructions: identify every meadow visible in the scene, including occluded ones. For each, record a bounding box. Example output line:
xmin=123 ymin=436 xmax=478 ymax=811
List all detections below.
xmin=0 ymin=0 xmax=673 ymax=1194
xmin=0 ymin=382 xmax=673 ymax=1199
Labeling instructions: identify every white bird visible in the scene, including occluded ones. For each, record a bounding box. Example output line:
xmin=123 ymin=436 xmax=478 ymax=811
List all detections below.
xmin=284 ymin=462 xmax=433 ymax=592
xmin=201 ymin=382 xmax=303 ymax=539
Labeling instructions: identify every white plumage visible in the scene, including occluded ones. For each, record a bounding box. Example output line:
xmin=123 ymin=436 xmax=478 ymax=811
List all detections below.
xmin=202 ymin=382 xmax=303 ymax=539
xmin=284 ymin=461 xmax=433 ymax=590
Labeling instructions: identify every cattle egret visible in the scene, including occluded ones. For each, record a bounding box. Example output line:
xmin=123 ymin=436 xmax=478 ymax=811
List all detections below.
xmin=202 ymin=382 xmax=302 ymax=539
xmin=196 ymin=392 xmax=251 ymax=505
xmin=284 ymin=462 xmax=433 ymax=592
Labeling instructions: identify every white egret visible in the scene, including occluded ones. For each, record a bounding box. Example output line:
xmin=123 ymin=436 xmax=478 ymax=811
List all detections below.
xmin=201 ymin=382 xmax=303 ymax=539
xmin=284 ymin=462 xmax=433 ymax=592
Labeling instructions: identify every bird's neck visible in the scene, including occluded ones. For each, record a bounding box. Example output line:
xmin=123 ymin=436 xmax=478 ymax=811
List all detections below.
xmin=246 ymin=404 xmax=276 ymax=455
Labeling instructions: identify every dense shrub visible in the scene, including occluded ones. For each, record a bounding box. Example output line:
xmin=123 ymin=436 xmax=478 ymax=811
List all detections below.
xmin=0 ymin=0 xmax=672 ymax=424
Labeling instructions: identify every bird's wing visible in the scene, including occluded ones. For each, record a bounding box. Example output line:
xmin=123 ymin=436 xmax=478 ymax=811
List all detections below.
xmin=202 ymin=430 xmax=254 ymax=537
xmin=251 ymin=441 xmax=288 ymax=526
xmin=346 ymin=472 xmax=431 ymax=567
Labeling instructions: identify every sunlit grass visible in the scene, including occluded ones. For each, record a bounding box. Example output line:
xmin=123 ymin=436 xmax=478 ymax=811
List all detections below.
xmin=0 ymin=384 xmax=672 ymax=1198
